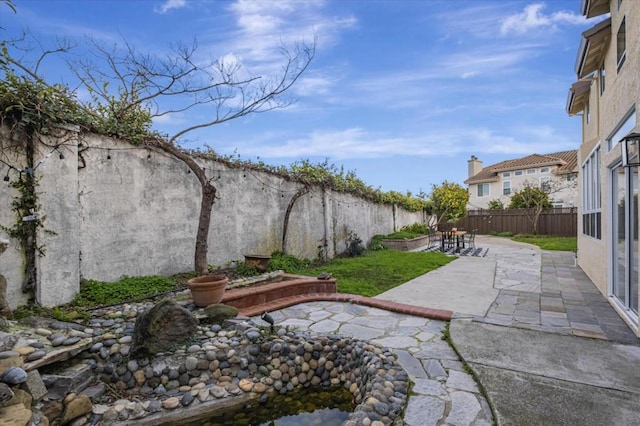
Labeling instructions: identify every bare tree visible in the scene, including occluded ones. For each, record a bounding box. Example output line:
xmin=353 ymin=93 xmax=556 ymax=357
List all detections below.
xmin=3 ymin=33 xmax=315 ymax=276
xmin=73 ymin=38 xmax=315 ymax=274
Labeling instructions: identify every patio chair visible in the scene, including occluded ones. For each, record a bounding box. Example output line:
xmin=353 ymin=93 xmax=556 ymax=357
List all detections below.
xmin=441 ymin=230 xmax=455 ymax=251
xmin=464 ymin=229 xmax=477 ymax=249
xmin=427 ymin=229 xmax=439 ymax=248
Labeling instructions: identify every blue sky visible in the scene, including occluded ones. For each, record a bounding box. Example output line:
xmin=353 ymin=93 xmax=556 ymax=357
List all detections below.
xmin=1 ymin=0 xmax=601 ymax=196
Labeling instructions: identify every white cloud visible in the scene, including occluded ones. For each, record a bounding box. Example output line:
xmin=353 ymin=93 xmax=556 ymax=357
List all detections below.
xmin=500 ymin=3 xmax=585 ymax=36
xmin=155 ymin=0 xmax=187 ymax=14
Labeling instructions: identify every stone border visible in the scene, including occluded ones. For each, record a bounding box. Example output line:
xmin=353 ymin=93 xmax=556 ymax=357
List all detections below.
xmin=91 ymin=320 xmax=409 ymax=425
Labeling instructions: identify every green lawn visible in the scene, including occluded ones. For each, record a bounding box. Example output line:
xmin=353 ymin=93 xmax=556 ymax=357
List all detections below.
xmin=511 ymin=235 xmax=577 ymax=252
xmin=293 ymin=250 xmax=455 ymax=297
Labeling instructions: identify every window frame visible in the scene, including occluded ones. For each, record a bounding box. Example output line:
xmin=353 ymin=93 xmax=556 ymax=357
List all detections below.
xmin=617 ymin=17 xmax=626 ymax=72
xmin=582 ymin=145 xmax=601 ymax=240
xmin=502 ymin=172 xmax=510 ymax=178
xmin=477 ymin=183 xmax=490 ymax=197
xmin=527 ymin=169 xmax=536 ymax=175
xmin=503 ymin=181 xmax=511 ymax=196
xmin=515 ymin=170 xmax=523 ymax=176
xmin=540 ymin=167 xmax=550 ymax=174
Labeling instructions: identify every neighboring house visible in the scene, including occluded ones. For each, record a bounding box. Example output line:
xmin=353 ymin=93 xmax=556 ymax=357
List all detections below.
xmin=566 ymin=0 xmax=640 ymax=335
xmin=464 ymin=152 xmax=578 ymax=210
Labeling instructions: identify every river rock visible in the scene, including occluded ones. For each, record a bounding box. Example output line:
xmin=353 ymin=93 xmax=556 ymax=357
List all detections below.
xmin=203 ymin=304 xmax=239 ymax=324
xmin=61 ymin=394 xmax=92 ymax=424
xmin=0 ymin=383 xmax=13 ymax=403
xmin=130 ymin=300 xmax=198 ymax=357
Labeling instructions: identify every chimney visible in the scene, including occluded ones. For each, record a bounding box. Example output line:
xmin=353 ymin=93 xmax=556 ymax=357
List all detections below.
xmin=468 ymin=155 xmax=482 ymax=178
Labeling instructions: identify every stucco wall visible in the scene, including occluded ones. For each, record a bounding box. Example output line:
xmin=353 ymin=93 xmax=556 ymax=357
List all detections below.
xmin=0 ymin=131 xmax=423 ymax=308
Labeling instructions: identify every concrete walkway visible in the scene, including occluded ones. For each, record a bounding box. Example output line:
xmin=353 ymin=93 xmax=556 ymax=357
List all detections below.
xmin=260 ymin=235 xmax=640 ymax=425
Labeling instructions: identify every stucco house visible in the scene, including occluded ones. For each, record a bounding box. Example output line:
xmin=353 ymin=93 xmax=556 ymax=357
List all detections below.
xmin=566 ymin=0 xmax=640 ymax=335
xmin=464 ymin=151 xmax=578 ymax=210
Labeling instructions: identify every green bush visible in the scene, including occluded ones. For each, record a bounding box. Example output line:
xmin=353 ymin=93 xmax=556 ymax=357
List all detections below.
xmin=268 ymin=251 xmax=311 ymax=273
xmin=368 ymin=235 xmax=388 ymax=251
xmin=344 ymin=232 xmax=366 ymax=257
xmin=399 ymin=223 xmax=429 ymax=235
xmin=72 ymin=275 xmax=178 ymax=307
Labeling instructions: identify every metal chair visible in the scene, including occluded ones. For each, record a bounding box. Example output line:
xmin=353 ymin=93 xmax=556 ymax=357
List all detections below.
xmin=427 ymin=229 xmax=439 ymax=248
xmin=465 ymin=229 xmax=477 ymax=249
xmin=441 ymin=230 xmax=455 ymax=251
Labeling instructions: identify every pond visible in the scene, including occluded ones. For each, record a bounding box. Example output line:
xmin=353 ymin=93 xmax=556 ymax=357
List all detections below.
xmin=187 ymin=386 xmax=354 ymax=426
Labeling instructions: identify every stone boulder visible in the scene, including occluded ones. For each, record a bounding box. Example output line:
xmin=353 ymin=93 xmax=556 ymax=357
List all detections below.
xmin=203 ymin=304 xmax=239 ymax=324
xmin=130 ymin=299 xmax=198 ymax=358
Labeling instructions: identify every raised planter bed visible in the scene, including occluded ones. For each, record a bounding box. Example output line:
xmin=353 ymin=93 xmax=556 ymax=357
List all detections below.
xmin=382 ymin=235 xmax=430 ymax=251
xmin=221 ymin=273 xmax=337 ymax=311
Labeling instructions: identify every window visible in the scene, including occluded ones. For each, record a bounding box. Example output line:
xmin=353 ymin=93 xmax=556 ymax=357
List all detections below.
xmin=477 ymin=183 xmax=490 ymax=197
xmin=540 ymin=177 xmax=551 ymax=192
xmin=503 ymin=181 xmax=511 ymax=196
xmin=599 ymin=63 xmax=605 ymax=95
xmin=582 ymin=147 xmax=601 ymax=239
xmin=502 ymin=172 xmax=510 ymax=177
xmin=617 ymin=18 xmax=626 ymax=71
xmin=540 ymin=167 xmax=550 ymax=174
xmin=515 ymin=170 xmax=523 ymax=176
xmin=607 ymin=108 xmax=636 ymax=151
xmin=586 ymin=99 xmax=590 ymax=124
xmin=527 ymin=169 xmax=536 ymax=175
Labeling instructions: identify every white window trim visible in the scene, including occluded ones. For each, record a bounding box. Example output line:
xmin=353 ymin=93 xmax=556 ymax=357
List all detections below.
xmin=503 ymin=181 xmax=511 ymax=196
xmin=477 ymin=183 xmax=490 ymax=197
xmin=582 ymin=144 xmax=601 ymax=240
xmin=527 ymin=169 xmax=536 ymax=174
xmin=515 ymin=170 xmax=523 ymax=176
xmin=607 ymin=107 xmax=636 ymax=151
xmin=540 ymin=167 xmax=550 ymax=174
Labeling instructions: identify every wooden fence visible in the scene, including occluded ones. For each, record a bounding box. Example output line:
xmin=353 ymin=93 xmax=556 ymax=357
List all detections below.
xmin=453 ymin=208 xmax=577 ymax=237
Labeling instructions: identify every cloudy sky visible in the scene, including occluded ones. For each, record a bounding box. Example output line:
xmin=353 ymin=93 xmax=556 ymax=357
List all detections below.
xmin=1 ymin=0 xmax=602 ymax=196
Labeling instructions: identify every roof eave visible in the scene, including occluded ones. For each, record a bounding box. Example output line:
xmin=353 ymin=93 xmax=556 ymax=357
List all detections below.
xmin=581 ymin=0 xmax=610 ymax=18
xmin=575 ymin=17 xmax=611 ymax=78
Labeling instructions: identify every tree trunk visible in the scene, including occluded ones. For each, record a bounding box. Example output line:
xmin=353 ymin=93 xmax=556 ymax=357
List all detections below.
xmin=282 ymin=186 xmax=309 ymax=253
xmin=195 ymin=182 xmax=216 ymax=275
xmin=150 ymin=140 xmax=216 ymax=276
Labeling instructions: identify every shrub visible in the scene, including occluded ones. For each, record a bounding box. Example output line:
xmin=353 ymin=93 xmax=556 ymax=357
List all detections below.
xmin=399 ymin=223 xmax=429 ymax=235
xmin=344 ymin=232 xmax=366 ymax=257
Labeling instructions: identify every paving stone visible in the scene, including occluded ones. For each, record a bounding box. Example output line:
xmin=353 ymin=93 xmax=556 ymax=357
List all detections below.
xmin=398 ymin=317 xmax=429 ymax=328
xmin=402 ymin=395 xmax=445 ymax=426
xmin=309 ymin=319 xmax=340 ymax=333
xmin=330 ymin=312 xmax=354 ymax=322
xmin=446 ymin=370 xmax=479 ymax=393
xmin=350 ymin=316 xmax=398 ymax=330
xmin=412 ymin=378 xmax=445 ymax=396
xmin=308 ymin=310 xmax=332 ymax=321
xmin=371 ymin=336 xmax=417 ymax=350
xmin=392 ymin=350 xmax=427 ymax=379
xmin=421 ymin=359 xmax=447 ymax=379
xmin=338 ymin=323 xmax=386 ymax=340
xmin=445 ymin=391 xmax=481 ymax=426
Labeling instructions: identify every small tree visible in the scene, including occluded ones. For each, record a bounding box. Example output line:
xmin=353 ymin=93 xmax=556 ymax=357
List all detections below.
xmin=429 ymin=181 xmax=469 ymax=228
xmin=487 ymin=199 xmax=504 ymax=210
xmin=508 ymin=180 xmax=555 ymax=235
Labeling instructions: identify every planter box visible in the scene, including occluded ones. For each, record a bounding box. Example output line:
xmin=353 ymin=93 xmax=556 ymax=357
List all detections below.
xmin=382 ymin=235 xmax=430 ymax=251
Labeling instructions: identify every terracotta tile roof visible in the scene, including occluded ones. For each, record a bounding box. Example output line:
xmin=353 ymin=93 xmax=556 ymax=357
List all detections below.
xmin=464 ymin=150 xmax=578 ymax=185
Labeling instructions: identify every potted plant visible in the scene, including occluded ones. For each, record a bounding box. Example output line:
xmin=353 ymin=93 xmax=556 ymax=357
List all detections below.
xmin=186 ymin=274 xmax=229 ymax=307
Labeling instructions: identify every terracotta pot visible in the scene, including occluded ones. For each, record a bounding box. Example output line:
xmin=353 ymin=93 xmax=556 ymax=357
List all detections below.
xmin=244 ymin=254 xmax=271 ymax=272
xmin=187 ymin=275 xmax=228 ymax=307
